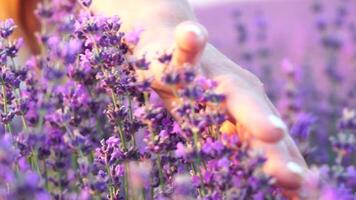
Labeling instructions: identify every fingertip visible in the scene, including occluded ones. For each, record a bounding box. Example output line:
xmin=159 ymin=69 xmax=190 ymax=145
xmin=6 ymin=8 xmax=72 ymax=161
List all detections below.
xmin=264 ymin=160 xmax=304 ymax=190
xmin=283 ymin=162 xmax=304 ymax=190
xmin=175 ymin=21 xmax=208 ymax=53
xmin=251 ymin=114 xmax=286 ymax=143
xmin=266 ymin=115 xmax=287 ymax=141
xmin=286 ymin=162 xmax=304 ymax=177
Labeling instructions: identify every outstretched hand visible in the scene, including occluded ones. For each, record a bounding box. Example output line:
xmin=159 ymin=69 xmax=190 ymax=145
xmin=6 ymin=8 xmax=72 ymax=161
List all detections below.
xmin=137 ymin=21 xmax=307 ymax=192
xmin=92 ymin=0 xmax=308 ymax=197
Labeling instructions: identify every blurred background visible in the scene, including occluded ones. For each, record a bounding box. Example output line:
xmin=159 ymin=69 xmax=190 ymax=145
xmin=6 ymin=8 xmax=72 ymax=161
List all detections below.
xmin=190 ymin=0 xmax=356 ymax=164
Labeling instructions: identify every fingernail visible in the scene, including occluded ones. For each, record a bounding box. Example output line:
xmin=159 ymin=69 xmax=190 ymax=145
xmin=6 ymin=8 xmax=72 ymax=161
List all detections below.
xmin=176 ymin=23 xmax=207 ymax=52
xmin=183 ymin=23 xmax=204 ymax=37
xmin=268 ymin=115 xmax=287 ymax=133
xmin=287 ymin=162 xmax=304 ymax=176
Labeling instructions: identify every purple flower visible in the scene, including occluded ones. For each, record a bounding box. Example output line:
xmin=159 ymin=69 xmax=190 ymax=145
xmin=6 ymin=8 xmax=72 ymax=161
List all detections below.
xmin=290 ymin=113 xmax=316 ymax=140
xmin=62 ymin=39 xmax=82 ymax=64
xmin=3 ymin=38 xmax=23 ymax=58
xmin=35 ymin=3 xmax=53 ymax=19
xmin=175 ymin=142 xmax=193 ymax=159
xmin=158 ymin=53 xmax=173 ymax=64
xmin=217 ymin=157 xmax=230 ymax=170
xmin=0 ymin=19 xmax=16 ymax=38
xmin=202 ymin=138 xmax=224 ymax=157
xmin=195 ymin=76 xmax=218 ymax=89
xmin=338 ymin=108 xmax=356 ymax=130
xmin=134 ymin=56 xmax=150 ymax=70
xmin=125 ymin=27 xmax=144 ymax=46
xmin=81 ymin=0 xmax=92 ymax=7
xmin=329 ymin=133 xmax=355 ymax=156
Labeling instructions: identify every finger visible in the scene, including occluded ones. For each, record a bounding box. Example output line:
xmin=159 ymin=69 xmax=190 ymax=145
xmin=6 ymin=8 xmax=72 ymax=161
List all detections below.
xmin=250 ymin=137 xmax=306 ymax=190
xmin=218 ymin=76 xmax=286 ymax=143
xmin=172 ymin=21 xmax=208 ymax=68
xmin=152 ymin=21 xmax=207 ymax=96
xmin=220 ymin=120 xmax=307 ymax=189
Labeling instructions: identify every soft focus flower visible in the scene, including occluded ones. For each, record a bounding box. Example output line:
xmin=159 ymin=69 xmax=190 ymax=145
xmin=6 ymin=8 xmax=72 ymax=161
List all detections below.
xmin=0 ymin=19 xmax=16 ymax=38
xmin=125 ymin=27 xmax=144 ymax=46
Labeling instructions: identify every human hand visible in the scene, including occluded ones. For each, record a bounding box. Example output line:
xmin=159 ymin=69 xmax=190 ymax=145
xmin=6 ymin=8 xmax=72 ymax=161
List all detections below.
xmin=92 ymin=0 xmax=308 ymax=197
xmin=140 ymin=21 xmax=307 ymax=192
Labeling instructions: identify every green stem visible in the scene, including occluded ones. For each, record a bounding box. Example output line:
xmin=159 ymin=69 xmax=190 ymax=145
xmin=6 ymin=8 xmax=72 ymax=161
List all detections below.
xmin=43 ymin=160 xmax=49 ymax=190
xmin=111 ymin=92 xmax=118 ymax=107
xmin=21 ymin=115 xmax=28 ymax=129
xmin=117 ymin=121 xmax=127 ymax=150
xmin=10 ymin=58 xmax=28 ymax=130
xmin=156 ymin=154 xmax=164 ymax=189
xmin=191 ymin=162 xmax=204 ymax=197
xmin=192 ymin=131 xmax=206 ymax=196
xmin=110 ymin=91 xmax=130 ymax=200
xmin=105 ymin=163 xmax=115 ymax=200
xmin=150 ymin=173 xmax=154 ymax=199
xmin=30 ymin=151 xmax=41 ymax=175
xmin=150 ymin=130 xmax=164 ymax=189
xmin=336 ymin=152 xmax=344 ymax=165
xmin=111 ymin=92 xmax=127 ymax=150
xmin=124 ymin=163 xmax=129 ymax=200
xmin=127 ymin=95 xmax=136 ymax=147
xmin=1 ymin=82 xmax=12 ymax=134
xmin=15 ymin=88 xmax=28 ymax=130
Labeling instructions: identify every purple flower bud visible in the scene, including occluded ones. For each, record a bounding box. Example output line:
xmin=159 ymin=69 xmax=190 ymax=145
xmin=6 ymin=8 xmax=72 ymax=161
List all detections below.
xmin=35 ymin=3 xmax=53 ymax=19
xmin=125 ymin=27 xmax=143 ymax=46
xmin=158 ymin=53 xmax=172 ymax=64
xmin=4 ymin=38 xmax=23 ymax=58
xmin=290 ymin=113 xmax=316 ymax=140
xmin=81 ymin=0 xmax=92 ymax=7
xmin=0 ymin=19 xmax=16 ymax=38
xmin=134 ymin=57 xmax=150 ymax=70
xmin=62 ymin=39 xmax=82 ymax=64
xmin=162 ymin=72 xmax=181 ymax=85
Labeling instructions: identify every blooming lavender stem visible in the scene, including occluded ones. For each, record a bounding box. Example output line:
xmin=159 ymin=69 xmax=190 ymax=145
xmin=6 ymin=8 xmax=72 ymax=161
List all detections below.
xmin=10 ymin=57 xmax=28 ymax=129
xmin=15 ymin=88 xmax=28 ymax=130
xmin=1 ymin=82 xmax=12 ymax=133
xmin=109 ymin=92 xmax=130 ymax=199
xmin=192 ymin=130 xmax=207 ymax=196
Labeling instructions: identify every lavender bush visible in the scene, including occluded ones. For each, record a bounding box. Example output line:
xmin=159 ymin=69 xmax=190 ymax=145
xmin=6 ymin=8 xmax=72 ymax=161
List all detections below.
xmin=0 ymin=0 xmax=354 ymax=199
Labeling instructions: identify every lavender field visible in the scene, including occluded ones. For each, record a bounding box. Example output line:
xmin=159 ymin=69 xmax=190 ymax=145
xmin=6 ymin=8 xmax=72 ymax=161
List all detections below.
xmin=0 ymin=0 xmax=355 ymax=199
xmin=196 ymin=0 xmax=356 ymax=163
